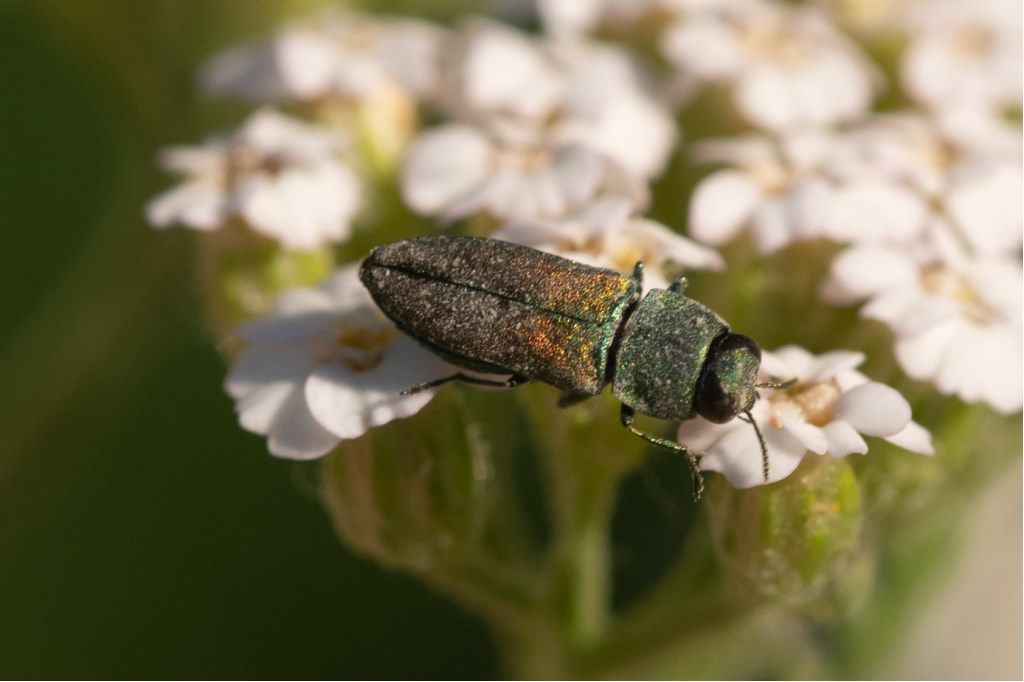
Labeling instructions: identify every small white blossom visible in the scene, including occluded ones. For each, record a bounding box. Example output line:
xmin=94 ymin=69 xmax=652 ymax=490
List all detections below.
xmin=690 ymin=110 xmax=1022 ymax=254
xmin=435 ymin=20 xmax=677 ymax=180
xmin=224 ymin=266 xmax=450 ymax=459
xmin=438 ymin=19 xmax=565 ymax=126
xmin=824 ymin=235 xmax=1023 ymax=413
xmin=689 ymin=131 xmax=930 ymax=252
xmin=493 ymin=197 xmax=723 ymax=289
xmin=689 ymin=133 xmax=837 ymax=252
xmin=547 ymin=41 xmax=678 ymax=179
xmin=401 ymin=123 xmax=646 ymax=223
xmin=662 ymin=0 xmax=877 ymax=131
xmin=823 ymin=112 xmax=1022 ymax=255
xmin=202 ymin=12 xmax=444 ymax=103
xmin=146 ymin=109 xmax=361 ymax=250
xmin=678 ymin=346 xmax=933 ymax=488
xmin=901 ymin=0 xmax=1022 ymax=114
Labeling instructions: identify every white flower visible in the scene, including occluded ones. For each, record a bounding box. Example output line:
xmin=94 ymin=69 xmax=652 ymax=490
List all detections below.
xmin=823 ymin=113 xmax=1022 ymax=255
xmin=202 ymin=12 xmax=444 ymax=103
xmin=546 ymin=41 xmax=678 ymax=179
xmin=435 ymin=20 xmax=677 ymax=180
xmin=943 ymin=160 xmax=1023 ymax=256
xmin=401 ymin=123 xmax=646 ymax=223
xmin=690 ymin=131 xmax=929 ymax=252
xmin=689 ymin=133 xmax=838 ymax=252
xmin=438 ymin=19 xmax=563 ymax=126
xmin=493 ymin=197 xmax=722 ymax=290
xmin=146 ymin=109 xmax=361 ymax=250
xmin=824 ymin=236 xmax=1023 ymax=413
xmin=901 ymin=0 xmax=1022 ymax=113
xmin=662 ymin=0 xmax=877 ymax=131
xmin=689 ymin=111 xmax=1022 ymax=254
xmin=224 ymin=265 xmax=450 ymax=459
xmin=678 ymin=346 xmax=933 ymax=488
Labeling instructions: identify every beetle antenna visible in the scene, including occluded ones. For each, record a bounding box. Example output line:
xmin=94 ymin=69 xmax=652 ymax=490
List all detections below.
xmin=743 ymin=409 xmax=770 ymax=482
xmin=756 ymin=376 xmax=797 ymax=390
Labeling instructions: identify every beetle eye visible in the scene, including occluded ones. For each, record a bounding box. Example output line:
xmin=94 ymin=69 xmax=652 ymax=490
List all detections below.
xmin=695 ymin=333 xmax=761 ymax=423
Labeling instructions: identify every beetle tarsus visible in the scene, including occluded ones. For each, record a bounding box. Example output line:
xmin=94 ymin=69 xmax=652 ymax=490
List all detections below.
xmin=669 ymin=276 xmax=688 ymax=294
xmin=620 ymin=404 xmax=704 ymax=501
xmin=401 ymin=373 xmax=529 ymax=395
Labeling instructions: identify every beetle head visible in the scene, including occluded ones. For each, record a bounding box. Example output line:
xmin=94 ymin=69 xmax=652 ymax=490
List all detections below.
xmin=695 ymin=333 xmax=761 ymax=423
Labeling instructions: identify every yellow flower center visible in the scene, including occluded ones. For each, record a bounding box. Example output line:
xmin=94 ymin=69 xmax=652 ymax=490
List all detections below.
xmin=738 ymin=17 xmax=813 ymax=65
xmin=914 ymin=135 xmax=960 ymax=173
xmin=768 ymin=380 xmax=842 ymax=427
xmin=227 ymin=144 xmax=287 ymax=180
xmin=608 ymin=243 xmax=645 ymax=274
xmin=952 ymin=25 xmax=995 ymax=58
xmin=750 ymin=161 xmax=792 ymax=194
xmin=920 ymin=264 xmax=1000 ymax=324
xmin=335 ymin=310 xmax=399 ymax=372
xmin=495 ymin=144 xmax=553 ymax=173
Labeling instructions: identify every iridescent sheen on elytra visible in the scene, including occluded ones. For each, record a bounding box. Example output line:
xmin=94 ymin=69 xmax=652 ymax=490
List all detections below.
xmin=360 ymin=236 xmax=756 ymax=422
xmin=360 ymin=236 xmax=636 ymax=394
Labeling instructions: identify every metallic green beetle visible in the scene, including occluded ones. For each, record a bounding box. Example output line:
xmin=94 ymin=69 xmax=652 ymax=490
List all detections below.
xmin=360 ymin=235 xmax=787 ymax=498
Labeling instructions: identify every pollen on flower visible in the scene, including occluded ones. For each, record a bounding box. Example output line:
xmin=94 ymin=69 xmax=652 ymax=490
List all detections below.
xmin=493 ymin=144 xmax=554 ymax=173
xmin=749 ymin=161 xmax=792 ymax=196
xmin=607 ymin=244 xmax=644 ymax=273
xmin=737 ymin=18 xmax=813 ymax=65
xmin=769 ymin=380 xmax=843 ymax=427
xmin=336 ymin=324 xmax=399 ymax=372
xmin=919 ymin=264 xmax=1000 ymax=324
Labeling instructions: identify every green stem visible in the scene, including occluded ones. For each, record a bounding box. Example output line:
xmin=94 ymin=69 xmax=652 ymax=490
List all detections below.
xmin=496 ymin=617 xmax=570 ymax=679
xmin=556 ymin=476 xmax=616 ymax=651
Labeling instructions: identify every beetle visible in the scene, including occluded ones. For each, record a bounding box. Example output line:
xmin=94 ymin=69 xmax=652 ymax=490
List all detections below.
xmin=359 ymin=235 xmax=791 ymax=498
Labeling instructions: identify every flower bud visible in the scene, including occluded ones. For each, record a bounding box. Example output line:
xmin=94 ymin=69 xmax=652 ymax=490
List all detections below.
xmin=706 ymin=455 xmax=865 ymax=614
xmin=319 ymin=390 xmax=542 ymax=602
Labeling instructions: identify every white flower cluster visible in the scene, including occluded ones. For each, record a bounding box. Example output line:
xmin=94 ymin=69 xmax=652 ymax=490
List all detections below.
xmin=146 ymin=108 xmax=362 ymax=250
xmin=224 ymin=266 xmax=450 ymax=459
xmin=661 ymin=0 xmax=1023 ymax=416
xmin=142 ymin=0 xmax=1020 ymax=487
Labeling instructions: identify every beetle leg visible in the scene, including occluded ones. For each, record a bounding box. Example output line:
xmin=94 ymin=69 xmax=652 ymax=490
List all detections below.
xmin=632 ymin=261 xmax=644 ymax=289
xmin=668 ymin=276 xmax=689 ymax=294
xmin=401 ymin=373 xmax=529 ymax=396
xmin=620 ymin=404 xmax=705 ymax=501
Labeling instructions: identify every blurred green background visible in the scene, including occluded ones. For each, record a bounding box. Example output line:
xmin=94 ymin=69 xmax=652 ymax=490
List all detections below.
xmin=0 ymin=0 xmax=502 ymax=677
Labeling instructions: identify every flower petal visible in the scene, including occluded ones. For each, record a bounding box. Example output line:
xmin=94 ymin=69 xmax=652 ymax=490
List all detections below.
xmin=266 ymin=388 xmax=340 ymax=460
xmin=305 ymin=336 xmax=448 ymax=440
xmin=781 ymin=416 xmax=829 ymax=454
xmin=834 ymin=382 xmax=911 ymax=437
xmin=689 ymin=170 xmax=762 ymax=245
xmin=827 ymin=181 xmax=928 ymax=244
xmin=699 ymin=421 xmax=807 ymax=488
xmin=145 ymin=181 xmax=228 ymax=230
xmin=884 ymin=420 xmax=935 ymax=455
xmin=401 ymin=125 xmax=490 ymax=215
xmin=823 ymin=245 xmax=919 ymax=304
xmin=822 ymin=419 xmax=868 ymax=457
